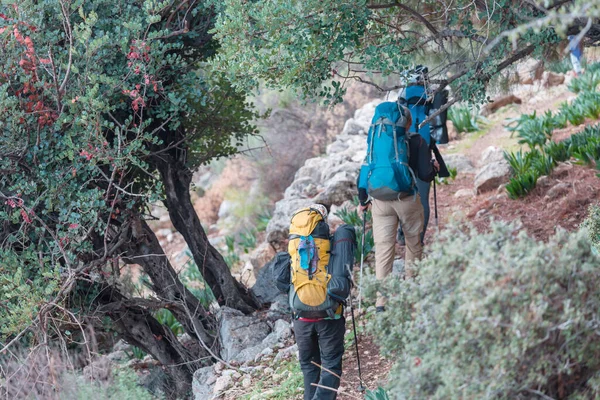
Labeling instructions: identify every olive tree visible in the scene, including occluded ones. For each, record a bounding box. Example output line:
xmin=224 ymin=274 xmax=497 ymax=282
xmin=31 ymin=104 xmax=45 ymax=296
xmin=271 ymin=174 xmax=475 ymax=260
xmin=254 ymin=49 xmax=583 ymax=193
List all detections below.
xmin=213 ymin=0 xmax=600 ymax=108
xmin=1 ymin=1 xmax=259 ymax=397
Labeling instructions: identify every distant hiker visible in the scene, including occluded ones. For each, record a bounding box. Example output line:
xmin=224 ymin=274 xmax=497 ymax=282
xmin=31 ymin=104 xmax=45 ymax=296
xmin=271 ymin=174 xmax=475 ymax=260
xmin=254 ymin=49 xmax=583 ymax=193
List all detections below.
xmin=273 ymin=203 xmax=357 ymax=399
xmin=357 ymin=103 xmax=437 ymax=311
xmin=396 ymin=65 xmax=450 ymax=246
xmin=568 ymin=35 xmax=585 ymax=76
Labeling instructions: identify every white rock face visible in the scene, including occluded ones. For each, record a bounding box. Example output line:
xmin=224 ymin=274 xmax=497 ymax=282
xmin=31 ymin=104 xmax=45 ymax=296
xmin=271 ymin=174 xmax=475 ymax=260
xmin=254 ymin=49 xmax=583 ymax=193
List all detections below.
xmin=480 ymin=146 xmax=506 ymax=166
xmin=444 ymin=153 xmax=477 ymax=175
xmin=474 ymin=161 xmax=511 ymax=193
xmin=264 ymin=99 xmax=383 ymax=250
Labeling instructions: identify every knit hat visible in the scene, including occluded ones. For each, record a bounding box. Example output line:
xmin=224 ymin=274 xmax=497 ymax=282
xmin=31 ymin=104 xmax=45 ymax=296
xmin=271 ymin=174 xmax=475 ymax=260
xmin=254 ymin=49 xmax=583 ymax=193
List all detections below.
xmin=309 ymin=203 xmax=328 ymax=220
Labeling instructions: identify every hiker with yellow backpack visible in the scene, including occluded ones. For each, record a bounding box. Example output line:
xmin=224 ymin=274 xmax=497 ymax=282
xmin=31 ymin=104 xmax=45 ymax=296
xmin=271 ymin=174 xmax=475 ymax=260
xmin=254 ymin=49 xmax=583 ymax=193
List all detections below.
xmin=274 ymin=203 xmax=357 ymax=400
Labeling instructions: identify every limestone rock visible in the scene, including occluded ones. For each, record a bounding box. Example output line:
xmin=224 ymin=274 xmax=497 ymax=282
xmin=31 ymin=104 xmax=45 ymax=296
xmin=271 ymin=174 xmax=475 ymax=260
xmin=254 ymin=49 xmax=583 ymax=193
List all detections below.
xmin=553 ymin=162 xmax=573 ymax=178
xmin=242 ymin=376 xmax=252 ymax=388
xmin=537 ymin=175 xmax=551 ymax=187
xmin=274 ymin=319 xmax=292 ymax=341
xmin=515 ymin=59 xmax=544 ymax=85
xmin=83 ymin=356 xmax=112 ymax=383
xmin=443 ymin=153 xmax=477 ymax=174
xmin=213 ymin=375 xmax=233 ymax=394
xmin=480 ymin=146 xmax=506 ymax=166
xmin=219 ymin=307 xmax=271 ymax=363
xmin=545 ymin=182 xmax=571 ymax=200
xmin=474 ymin=161 xmax=511 ymax=193
xmin=542 ymin=71 xmax=566 ymax=87
xmin=454 ymin=189 xmax=475 ymax=199
xmin=481 ymin=95 xmax=522 ymax=117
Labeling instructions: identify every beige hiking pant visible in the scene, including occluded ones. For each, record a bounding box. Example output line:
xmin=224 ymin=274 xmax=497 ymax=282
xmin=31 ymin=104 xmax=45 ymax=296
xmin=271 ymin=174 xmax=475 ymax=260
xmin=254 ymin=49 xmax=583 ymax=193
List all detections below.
xmin=372 ymin=195 xmax=424 ymax=307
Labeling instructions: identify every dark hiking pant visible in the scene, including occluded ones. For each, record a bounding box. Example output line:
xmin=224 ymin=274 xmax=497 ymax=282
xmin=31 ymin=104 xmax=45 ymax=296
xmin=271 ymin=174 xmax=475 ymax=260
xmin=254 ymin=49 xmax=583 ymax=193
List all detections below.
xmin=293 ymin=317 xmax=346 ymax=400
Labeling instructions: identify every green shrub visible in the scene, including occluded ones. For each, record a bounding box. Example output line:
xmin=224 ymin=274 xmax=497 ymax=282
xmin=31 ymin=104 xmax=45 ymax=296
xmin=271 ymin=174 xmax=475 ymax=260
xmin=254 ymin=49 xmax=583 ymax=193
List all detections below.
xmin=559 ymin=101 xmax=587 ymax=126
xmin=505 ymin=171 xmax=539 ymax=199
xmin=448 ymin=104 xmax=482 ymax=134
xmin=565 ymin=124 xmax=600 ymax=167
xmin=568 ymin=69 xmax=600 ymax=94
xmin=507 ymin=110 xmax=564 ymax=150
xmin=334 ymin=199 xmax=374 ymax=262
xmin=369 ymin=222 xmax=600 ymax=399
xmin=435 ymin=167 xmax=457 ymax=185
xmin=544 ymin=140 xmax=570 ymax=163
xmin=365 ymin=387 xmax=390 ymax=400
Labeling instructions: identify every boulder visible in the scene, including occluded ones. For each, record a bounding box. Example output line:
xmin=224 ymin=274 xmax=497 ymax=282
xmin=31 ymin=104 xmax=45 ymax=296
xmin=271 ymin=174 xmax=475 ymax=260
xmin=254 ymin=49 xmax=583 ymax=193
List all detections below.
xmin=274 ymin=319 xmax=292 ymax=341
xmin=213 ymin=375 xmax=233 ymax=395
xmin=474 ymin=161 xmax=511 ymax=193
xmin=480 ymin=146 xmax=506 ymax=166
xmin=481 ymin=95 xmax=522 ymax=117
xmin=313 ymin=172 xmax=356 ymax=205
xmin=294 ymin=157 xmax=329 ymax=182
xmin=454 ymin=189 xmax=476 ymax=199
xmin=237 ymin=332 xmax=279 ymax=364
xmin=545 ymin=182 xmax=571 ymax=200
xmin=140 ymin=366 xmax=170 ymax=397
xmin=553 ymin=162 xmax=573 ymax=178
xmin=342 ymin=118 xmax=367 ymax=136
xmin=83 ymin=356 xmax=112 ymax=383
xmin=218 ymin=307 xmax=271 ymax=363
xmin=326 ymin=139 xmax=350 ymax=154
xmin=516 ymin=59 xmax=544 ymax=84
xmin=283 ymin=177 xmax=319 ymax=200
xmin=274 ymin=344 xmax=299 ymax=361
xmin=249 ymin=242 xmax=276 ymax=272
xmin=217 ymin=200 xmax=234 ymax=219
xmin=266 ymin=294 xmax=291 ymax=320
xmin=443 ymin=153 xmax=477 ymax=174
xmin=542 ymin=71 xmax=566 ymax=87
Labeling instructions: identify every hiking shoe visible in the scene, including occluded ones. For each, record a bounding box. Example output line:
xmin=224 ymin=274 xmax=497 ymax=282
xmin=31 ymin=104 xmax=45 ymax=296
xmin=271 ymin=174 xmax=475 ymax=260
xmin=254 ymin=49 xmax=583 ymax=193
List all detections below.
xmin=376 ymin=306 xmax=386 ymax=313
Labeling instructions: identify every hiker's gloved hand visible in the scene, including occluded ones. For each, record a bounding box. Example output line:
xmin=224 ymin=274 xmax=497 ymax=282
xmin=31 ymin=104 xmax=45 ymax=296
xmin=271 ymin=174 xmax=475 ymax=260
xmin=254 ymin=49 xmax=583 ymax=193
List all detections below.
xmin=432 ymin=159 xmax=440 ymax=173
xmin=358 ymin=202 xmax=371 ymax=213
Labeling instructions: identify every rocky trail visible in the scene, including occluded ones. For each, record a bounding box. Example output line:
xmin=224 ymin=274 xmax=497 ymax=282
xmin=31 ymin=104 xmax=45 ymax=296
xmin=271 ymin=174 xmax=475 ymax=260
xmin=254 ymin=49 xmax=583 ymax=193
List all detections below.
xmin=125 ymin=65 xmax=600 ymax=400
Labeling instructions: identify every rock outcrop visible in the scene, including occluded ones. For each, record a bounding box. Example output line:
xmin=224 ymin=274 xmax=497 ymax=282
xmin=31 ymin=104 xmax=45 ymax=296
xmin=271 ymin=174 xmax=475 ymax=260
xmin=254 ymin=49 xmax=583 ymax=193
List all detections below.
xmin=264 ymin=100 xmax=381 ymax=251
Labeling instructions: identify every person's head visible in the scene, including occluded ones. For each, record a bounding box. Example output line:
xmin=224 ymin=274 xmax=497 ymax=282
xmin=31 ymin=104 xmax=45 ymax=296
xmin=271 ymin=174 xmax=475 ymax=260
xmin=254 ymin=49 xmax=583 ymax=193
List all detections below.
xmin=405 ymin=65 xmax=428 ymax=84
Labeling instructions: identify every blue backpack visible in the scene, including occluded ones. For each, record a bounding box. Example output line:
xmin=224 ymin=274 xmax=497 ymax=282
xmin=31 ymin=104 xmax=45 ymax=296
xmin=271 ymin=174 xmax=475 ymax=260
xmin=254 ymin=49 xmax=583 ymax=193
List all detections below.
xmin=358 ymin=102 xmax=416 ymax=201
xmin=403 ymin=84 xmax=431 ymax=145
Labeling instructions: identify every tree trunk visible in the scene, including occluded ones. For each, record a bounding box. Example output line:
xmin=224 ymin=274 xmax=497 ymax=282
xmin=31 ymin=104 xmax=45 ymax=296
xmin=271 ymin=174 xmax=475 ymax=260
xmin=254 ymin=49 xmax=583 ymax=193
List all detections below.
xmin=155 ymin=156 xmax=259 ymax=314
xmin=89 ymin=282 xmax=200 ymax=399
xmin=121 ymin=216 xmax=216 ymax=349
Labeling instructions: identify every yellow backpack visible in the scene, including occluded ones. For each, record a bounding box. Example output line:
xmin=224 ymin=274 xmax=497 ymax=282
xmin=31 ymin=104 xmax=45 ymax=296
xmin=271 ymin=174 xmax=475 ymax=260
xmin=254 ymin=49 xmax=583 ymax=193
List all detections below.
xmin=288 ymin=207 xmax=338 ymax=318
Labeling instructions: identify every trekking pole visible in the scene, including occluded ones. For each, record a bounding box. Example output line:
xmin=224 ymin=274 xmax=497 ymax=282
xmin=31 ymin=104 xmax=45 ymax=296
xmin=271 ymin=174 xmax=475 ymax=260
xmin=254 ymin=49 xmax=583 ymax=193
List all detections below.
xmin=350 ymin=301 xmax=366 ymax=392
xmin=358 ymin=208 xmax=367 ymax=313
xmin=432 ymin=160 xmax=439 ymax=227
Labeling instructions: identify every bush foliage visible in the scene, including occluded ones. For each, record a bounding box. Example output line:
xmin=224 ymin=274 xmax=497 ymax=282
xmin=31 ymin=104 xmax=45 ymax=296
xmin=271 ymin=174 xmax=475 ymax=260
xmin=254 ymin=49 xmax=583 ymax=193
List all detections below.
xmin=369 ymin=221 xmax=600 ymax=399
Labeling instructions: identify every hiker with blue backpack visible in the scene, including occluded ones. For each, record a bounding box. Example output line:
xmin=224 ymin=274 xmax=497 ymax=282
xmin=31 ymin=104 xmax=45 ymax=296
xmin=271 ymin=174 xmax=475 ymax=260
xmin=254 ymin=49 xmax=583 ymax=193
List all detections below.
xmin=273 ymin=203 xmax=358 ymax=399
xmin=396 ymin=65 xmax=450 ymax=246
xmin=357 ymin=101 xmax=439 ymax=312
